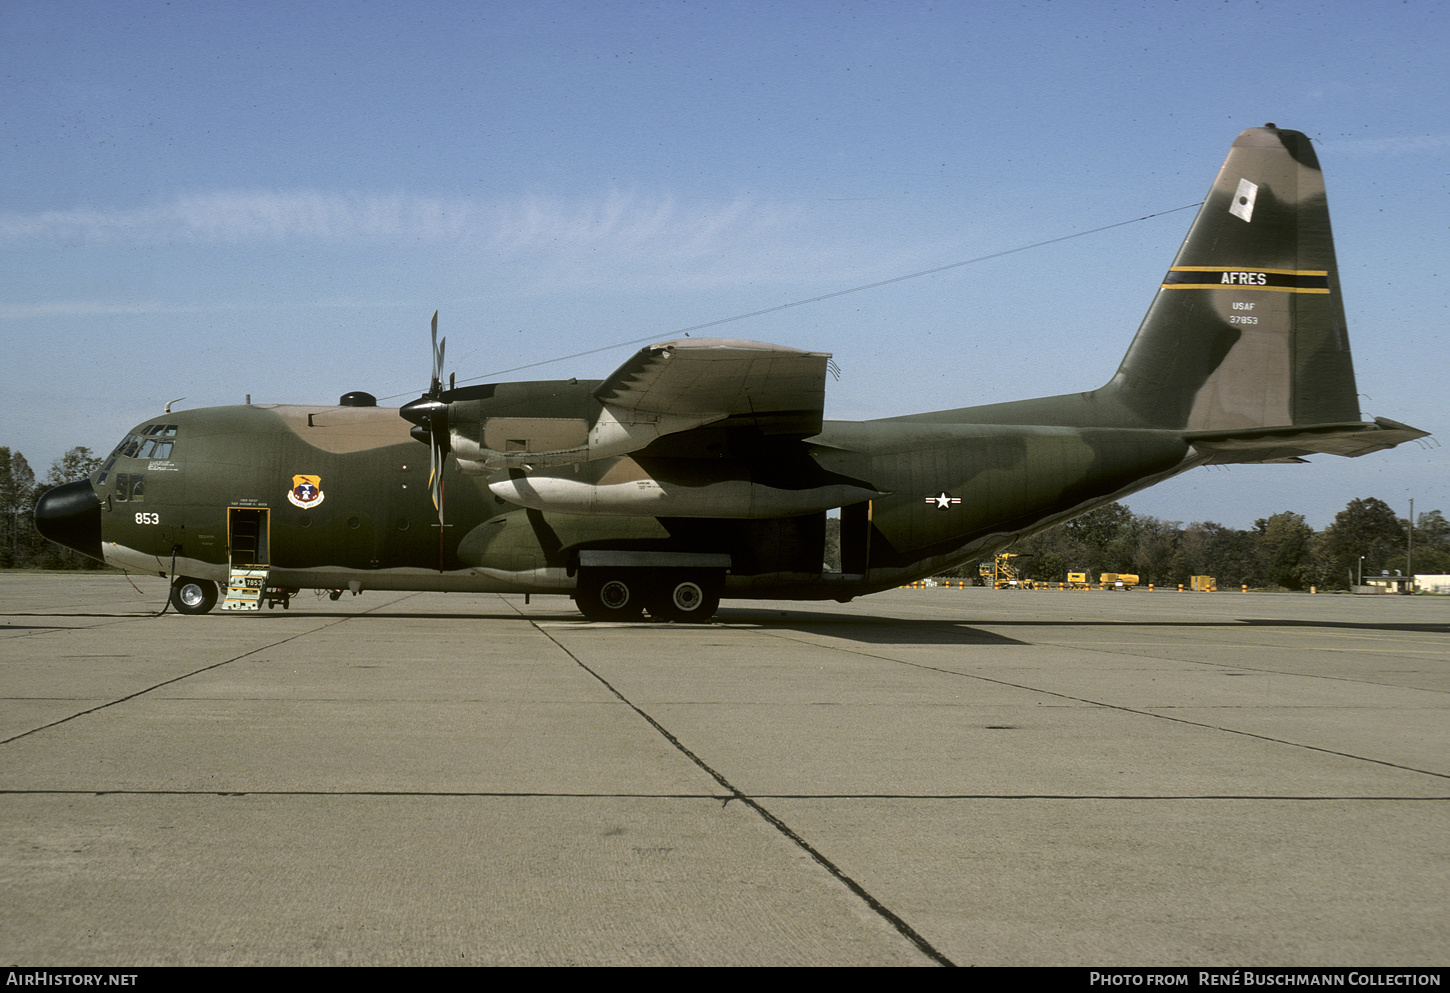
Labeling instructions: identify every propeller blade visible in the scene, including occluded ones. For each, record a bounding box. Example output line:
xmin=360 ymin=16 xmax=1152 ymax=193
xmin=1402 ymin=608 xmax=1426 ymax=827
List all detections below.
xmin=429 ymin=311 xmax=442 ymax=395
xmin=406 ymin=310 xmax=449 ymax=541
xmin=430 ymin=440 xmax=443 ymax=514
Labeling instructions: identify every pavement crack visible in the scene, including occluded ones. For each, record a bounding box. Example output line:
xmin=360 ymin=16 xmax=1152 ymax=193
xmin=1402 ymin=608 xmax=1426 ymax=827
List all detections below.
xmin=0 ymin=610 xmax=383 ymax=747
xmin=520 ymin=610 xmax=956 ymax=968
xmin=754 ymin=628 xmax=1450 ymax=782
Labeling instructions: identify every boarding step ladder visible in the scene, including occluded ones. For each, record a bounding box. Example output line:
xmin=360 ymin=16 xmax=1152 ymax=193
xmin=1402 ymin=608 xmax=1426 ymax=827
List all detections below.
xmin=222 ymin=567 xmax=269 ymax=611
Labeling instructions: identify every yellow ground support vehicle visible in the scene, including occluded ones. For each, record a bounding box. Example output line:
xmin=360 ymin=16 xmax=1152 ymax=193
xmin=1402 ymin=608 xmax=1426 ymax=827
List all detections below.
xmin=990 ymin=553 xmax=1031 ymax=589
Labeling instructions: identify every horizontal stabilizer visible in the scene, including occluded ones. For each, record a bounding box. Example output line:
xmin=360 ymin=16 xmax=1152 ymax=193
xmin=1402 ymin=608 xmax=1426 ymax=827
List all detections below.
xmin=1187 ymin=416 xmax=1429 ymax=464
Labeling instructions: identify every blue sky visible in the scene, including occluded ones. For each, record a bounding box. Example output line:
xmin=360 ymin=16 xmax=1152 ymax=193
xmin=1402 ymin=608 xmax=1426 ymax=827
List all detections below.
xmin=3 ymin=0 xmax=1445 ymax=529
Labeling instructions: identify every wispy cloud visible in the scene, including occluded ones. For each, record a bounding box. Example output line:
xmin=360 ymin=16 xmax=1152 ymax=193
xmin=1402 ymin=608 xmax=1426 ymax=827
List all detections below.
xmin=0 ymin=191 xmax=476 ymax=246
xmin=0 ymin=298 xmax=403 ymax=320
xmin=0 ymin=187 xmax=884 ymax=299
xmin=491 ymin=192 xmax=766 ymax=259
xmin=0 ymin=188 xmax=796 ymax=256
xmin=487 ymin=191 xmax=830 ymax=293
xmin=0 ymin=188 xmax=939 ymax=315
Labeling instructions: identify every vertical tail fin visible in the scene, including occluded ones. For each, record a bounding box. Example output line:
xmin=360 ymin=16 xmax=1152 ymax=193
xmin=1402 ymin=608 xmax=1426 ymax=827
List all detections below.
xmin=1110 ymin=125 xmax=1361 ymax=431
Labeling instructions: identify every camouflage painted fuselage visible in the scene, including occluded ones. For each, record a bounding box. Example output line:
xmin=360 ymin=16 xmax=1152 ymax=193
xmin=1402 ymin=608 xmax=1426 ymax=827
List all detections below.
xmin=91 ymin=393 xmax=1195 ymax=600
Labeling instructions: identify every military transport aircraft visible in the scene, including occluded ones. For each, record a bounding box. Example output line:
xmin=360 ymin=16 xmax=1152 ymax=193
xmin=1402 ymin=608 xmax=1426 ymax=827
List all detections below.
xmin=35 ymin=125 xmax=1428 ymax=621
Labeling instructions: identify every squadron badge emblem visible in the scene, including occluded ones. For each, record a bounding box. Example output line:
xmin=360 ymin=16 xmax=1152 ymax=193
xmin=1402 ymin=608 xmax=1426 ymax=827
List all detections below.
xmin=287 ymin=474 xmax=325 ymax=509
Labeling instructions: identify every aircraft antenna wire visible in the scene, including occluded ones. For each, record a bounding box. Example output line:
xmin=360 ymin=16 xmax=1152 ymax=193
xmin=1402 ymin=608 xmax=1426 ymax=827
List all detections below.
xmin=373 ymin=200 xmax=1204 ymax=400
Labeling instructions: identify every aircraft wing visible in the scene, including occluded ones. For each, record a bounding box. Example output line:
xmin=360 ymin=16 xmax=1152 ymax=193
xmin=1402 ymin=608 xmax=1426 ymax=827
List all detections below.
xmin=594 ymin=338 xmax=831 ymax=431
xmin=447 ymin=338 xmax=833 ymax=471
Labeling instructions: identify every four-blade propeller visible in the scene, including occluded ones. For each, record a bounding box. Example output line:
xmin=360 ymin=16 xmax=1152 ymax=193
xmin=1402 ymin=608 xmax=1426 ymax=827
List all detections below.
xmin=400 ymin=311 xmax=450 ymax=533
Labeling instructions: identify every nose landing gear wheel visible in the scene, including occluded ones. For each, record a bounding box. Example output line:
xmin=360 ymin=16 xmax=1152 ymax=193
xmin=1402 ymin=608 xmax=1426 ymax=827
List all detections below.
xmin=170 ymin=578 xmax=218 ymax=615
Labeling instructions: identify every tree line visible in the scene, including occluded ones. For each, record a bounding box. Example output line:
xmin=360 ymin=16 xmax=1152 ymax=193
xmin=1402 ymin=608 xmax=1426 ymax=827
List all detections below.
xmin=956 ymin=498 xmax=1448 ymax=591
xmin=2 ymin=446 xmax=105 ymax=569
xmin=6 ymin=443 xmax=1447 ymax=588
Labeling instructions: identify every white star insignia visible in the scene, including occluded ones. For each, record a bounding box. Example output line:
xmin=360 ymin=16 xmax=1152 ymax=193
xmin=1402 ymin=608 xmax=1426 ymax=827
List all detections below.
xmin=925 ymin=492 xmax=960 ymax=510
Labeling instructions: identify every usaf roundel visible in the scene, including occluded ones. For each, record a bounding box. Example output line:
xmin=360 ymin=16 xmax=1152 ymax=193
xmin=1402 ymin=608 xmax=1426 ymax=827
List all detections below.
xmin=287 ymin=474 xmax=325 ymax=509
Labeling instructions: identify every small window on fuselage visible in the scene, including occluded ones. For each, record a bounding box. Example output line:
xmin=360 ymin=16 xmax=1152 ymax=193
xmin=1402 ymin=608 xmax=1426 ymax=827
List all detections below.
xmin=114 ymin=473 xmax=144 ymax=502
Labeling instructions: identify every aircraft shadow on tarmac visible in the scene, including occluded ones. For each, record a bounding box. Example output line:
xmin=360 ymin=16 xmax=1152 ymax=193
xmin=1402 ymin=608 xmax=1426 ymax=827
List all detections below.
xmin=718 ymin=609 xmax=1029 ymax=645
xmin=204 ymin=607 xmax=1029 ymax=645
xmin=104 ymin=604 xmax=1033 ymax=646
xmin=716 ymin=609 xmax=1450 ymax=642
xmin=1236 ymin=617 xmax=1450 ymax=635
xmin=16 ymin=604 xmax=1446 ymax=644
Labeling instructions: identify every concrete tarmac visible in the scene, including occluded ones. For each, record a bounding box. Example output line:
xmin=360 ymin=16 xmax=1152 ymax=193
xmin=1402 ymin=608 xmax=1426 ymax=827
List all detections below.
xmin=2 ymin=573 xmax=1446 ymax=966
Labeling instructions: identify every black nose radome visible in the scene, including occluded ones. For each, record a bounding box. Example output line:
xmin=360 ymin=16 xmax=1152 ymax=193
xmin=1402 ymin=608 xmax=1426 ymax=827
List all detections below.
xmin=34 ymin=479 xmax=104 ymax=562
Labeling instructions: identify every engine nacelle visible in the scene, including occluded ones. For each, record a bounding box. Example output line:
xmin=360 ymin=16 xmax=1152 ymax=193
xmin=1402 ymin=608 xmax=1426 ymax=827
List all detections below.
xmin=486 ymin=457 xmax=884 ymax=519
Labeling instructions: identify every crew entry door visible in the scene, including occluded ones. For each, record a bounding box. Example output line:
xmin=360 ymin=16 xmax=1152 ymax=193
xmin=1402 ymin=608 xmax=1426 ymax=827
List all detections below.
xmin=222 ymin=507 xmax=271 ymax=612
xmin=227 ymin=508 xmax=270 ymax=567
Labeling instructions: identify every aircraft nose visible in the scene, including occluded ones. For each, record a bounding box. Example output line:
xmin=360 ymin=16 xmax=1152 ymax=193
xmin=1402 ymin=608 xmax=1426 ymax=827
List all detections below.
xmin=34 ymin=479 xmax=104 ymax=562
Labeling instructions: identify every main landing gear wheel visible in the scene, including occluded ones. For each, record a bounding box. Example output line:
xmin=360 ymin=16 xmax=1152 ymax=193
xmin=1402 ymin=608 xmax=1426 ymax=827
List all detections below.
xmin=647 ymin=574 xmax=721 ymax=623
xmin=575 ymin=573 xmax=644 ymax=622
xmin=170 ymin=577 xmax=218 ymax=615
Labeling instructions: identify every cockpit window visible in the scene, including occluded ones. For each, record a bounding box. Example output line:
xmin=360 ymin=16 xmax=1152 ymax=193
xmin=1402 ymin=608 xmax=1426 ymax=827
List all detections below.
xmin=112 ymin=425 xmax=179 ymax=461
